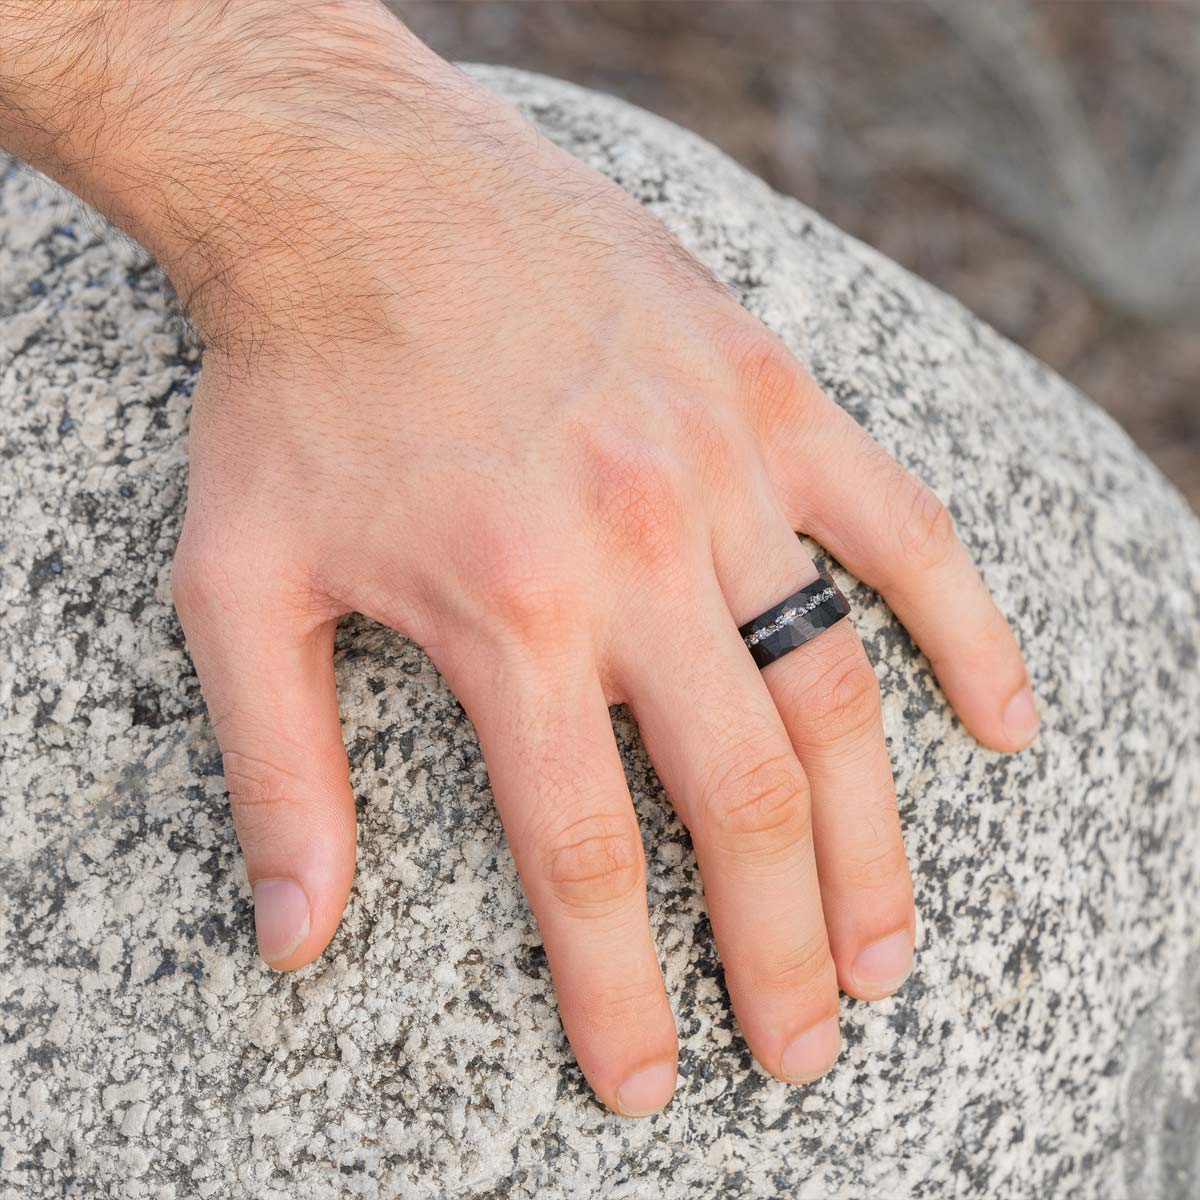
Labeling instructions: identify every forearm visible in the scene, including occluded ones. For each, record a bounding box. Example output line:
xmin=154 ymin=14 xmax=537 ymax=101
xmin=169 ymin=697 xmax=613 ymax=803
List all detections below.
xmin=0 ymin=0 xmax=507 ymax=356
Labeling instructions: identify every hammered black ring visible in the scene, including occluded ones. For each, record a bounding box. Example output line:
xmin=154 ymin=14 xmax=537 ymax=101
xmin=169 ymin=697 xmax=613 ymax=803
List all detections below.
xmin=738 ymin=571 xmax=851 ymax=669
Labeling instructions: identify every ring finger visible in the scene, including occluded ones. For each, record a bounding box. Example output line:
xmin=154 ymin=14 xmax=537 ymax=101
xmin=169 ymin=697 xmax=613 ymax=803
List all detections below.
xmin=612 ymin=571 xmax=842 ymax=1085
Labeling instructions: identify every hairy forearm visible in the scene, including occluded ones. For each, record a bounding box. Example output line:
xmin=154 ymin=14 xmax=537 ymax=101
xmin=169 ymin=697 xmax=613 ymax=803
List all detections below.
xmin=0 ymin=0 xmax=516 ymax=358
xmin=0 ymin=1 xmax=125 ymax=178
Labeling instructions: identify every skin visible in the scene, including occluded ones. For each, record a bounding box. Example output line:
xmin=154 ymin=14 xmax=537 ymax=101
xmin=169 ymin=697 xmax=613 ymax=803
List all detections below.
xmin=0 ymin=0 xmax=1037 ymax=1117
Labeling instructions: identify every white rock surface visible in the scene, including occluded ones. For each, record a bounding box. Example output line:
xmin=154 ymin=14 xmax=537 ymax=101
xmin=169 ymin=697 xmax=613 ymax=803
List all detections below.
xmin=1 ymin=66 xmax=1198 ymax=1199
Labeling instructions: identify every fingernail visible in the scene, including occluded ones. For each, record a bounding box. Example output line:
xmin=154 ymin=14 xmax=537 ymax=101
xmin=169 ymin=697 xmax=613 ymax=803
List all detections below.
xmin=252 ymin=877 xmax=310 ymax=966
xmin=616 ymin=1060 xmax=677 ymax=1117
xmin=853 ymin=928 xmax=914 ymax=996
xmin=1003 ymin=685 xmax=1040 ymax=747
xmin=780 ymin=1016 xmax=841 ymax=1083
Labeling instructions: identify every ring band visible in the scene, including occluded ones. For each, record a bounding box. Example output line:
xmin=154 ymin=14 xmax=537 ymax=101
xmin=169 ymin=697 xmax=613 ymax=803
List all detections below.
xmin=738 ymin=571 xmax=851 ymax=669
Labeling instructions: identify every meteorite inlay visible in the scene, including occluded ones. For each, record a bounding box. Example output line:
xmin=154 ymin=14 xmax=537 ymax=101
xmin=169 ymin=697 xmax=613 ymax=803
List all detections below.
xmin=738 ymin=572 xmax=851 ymax=668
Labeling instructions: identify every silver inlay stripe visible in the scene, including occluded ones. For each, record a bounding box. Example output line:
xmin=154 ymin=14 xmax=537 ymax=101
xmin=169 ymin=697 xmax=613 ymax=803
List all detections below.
xmin=743 ymin=586 xmax=837 ymax=647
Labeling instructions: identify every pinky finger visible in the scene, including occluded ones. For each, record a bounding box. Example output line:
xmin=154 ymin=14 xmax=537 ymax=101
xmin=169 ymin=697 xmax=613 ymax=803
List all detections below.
xmin=760 ymin=387 xmax=1038 ymax=753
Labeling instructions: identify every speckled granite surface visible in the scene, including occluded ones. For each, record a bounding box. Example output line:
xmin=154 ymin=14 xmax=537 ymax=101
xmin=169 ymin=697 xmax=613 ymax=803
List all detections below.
xmin=1 ymin=66 xmax=1198 ymax=1200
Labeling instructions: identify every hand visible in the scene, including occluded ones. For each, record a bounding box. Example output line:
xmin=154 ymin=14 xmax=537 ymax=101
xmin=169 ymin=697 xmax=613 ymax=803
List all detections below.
xmin=1 ymin=0 xmax=1037 ymax=1117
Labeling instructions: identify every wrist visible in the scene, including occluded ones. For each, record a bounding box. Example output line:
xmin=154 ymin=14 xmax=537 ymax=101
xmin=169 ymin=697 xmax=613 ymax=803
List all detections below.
xmin=0 ymin=1 xmax=516 ymax=362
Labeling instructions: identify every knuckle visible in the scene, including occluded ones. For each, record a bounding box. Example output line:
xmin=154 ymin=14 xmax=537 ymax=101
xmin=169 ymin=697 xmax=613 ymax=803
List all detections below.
xmin=580 ymin=977 xmax=670 ymax=1032
xmin=171 ymin=542 xmax=229 ymax=619
xmin=582 ymin=440 xmax=689 ymax=569
xmin=472 ymin=535 xmax=576 ymax=650
xmin=752 ymin=930 xmax=837 ymax=997
xmin=700 ymin=748 xmax=813 ymax=854
xmin=172 ymin=532 xmax=307 ymax=626
xmin=893 ymin=478 xmax=956 ymax=572
xmin=786 ymin=641 xmax=881 ymax=750
xmin=840 ymin=837 xmax=913 ymax=898
xmin=729 ymin=329 xmax=809 ymax=421
xmin=221 ymin=749 xmax=307 ymax=842
xmin=540 ymin=811 xmax=645 ymax=916
xmin=489 ymin=577 xmax=576 ymax=649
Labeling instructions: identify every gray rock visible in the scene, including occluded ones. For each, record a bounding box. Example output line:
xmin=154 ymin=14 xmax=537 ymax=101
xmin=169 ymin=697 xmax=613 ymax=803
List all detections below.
xmin=1 ymin=65 xmax=1198 ymax=1200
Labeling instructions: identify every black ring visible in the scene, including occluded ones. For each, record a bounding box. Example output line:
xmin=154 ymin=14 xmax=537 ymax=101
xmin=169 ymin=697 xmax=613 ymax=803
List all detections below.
xmin=738 ymin=572 xmax=851 ymax=669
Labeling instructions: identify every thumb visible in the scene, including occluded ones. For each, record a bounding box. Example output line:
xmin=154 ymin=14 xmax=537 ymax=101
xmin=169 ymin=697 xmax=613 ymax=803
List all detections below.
xmin=175 ymin=568 xmax=357 ymax=970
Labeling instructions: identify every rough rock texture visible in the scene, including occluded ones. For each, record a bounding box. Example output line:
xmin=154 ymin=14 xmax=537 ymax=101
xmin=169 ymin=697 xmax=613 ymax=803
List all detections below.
xmin=1 ymin=66 xmax=1198 ymax=1200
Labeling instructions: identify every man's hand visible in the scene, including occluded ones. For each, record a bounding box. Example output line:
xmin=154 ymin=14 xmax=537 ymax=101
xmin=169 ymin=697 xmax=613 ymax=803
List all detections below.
xmin=0 ymin=0 xmax=1037 ymax=1116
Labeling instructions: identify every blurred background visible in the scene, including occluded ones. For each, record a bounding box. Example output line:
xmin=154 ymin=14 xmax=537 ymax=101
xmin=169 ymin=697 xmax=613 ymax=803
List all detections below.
xmin=390 ymin=1 xmax=1200 ymax=511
